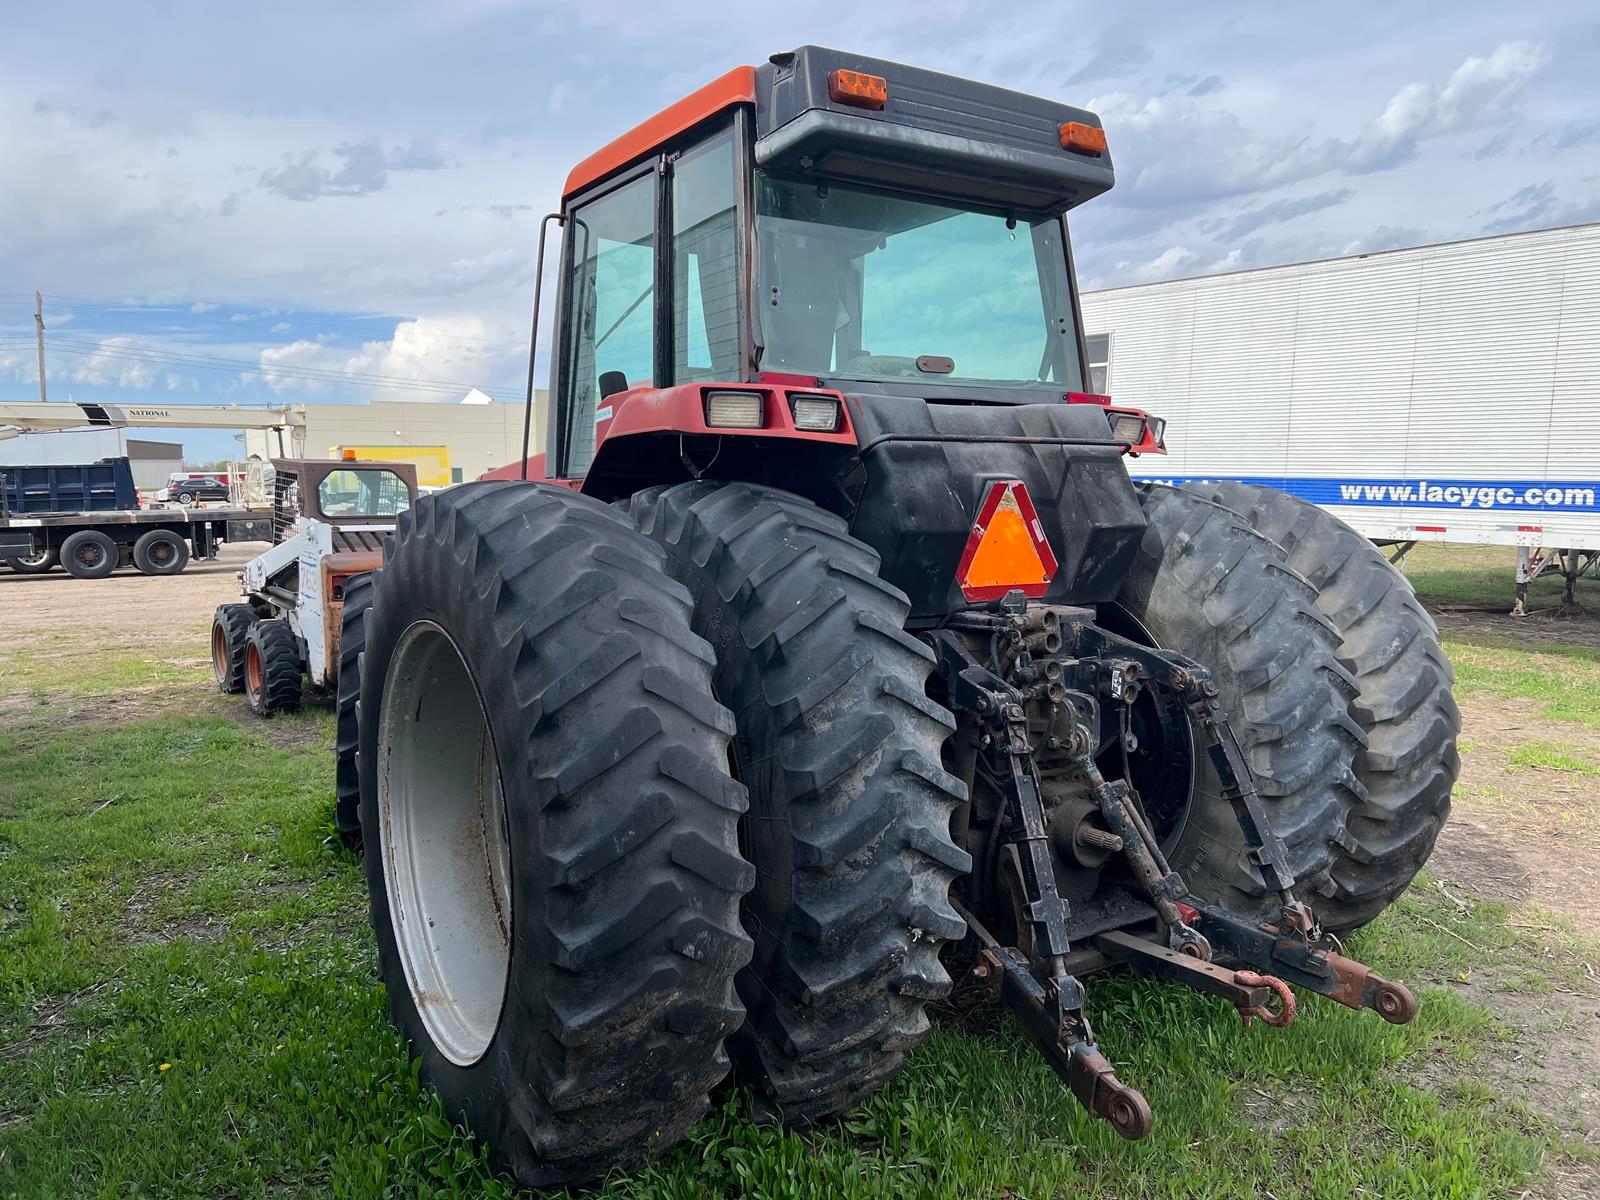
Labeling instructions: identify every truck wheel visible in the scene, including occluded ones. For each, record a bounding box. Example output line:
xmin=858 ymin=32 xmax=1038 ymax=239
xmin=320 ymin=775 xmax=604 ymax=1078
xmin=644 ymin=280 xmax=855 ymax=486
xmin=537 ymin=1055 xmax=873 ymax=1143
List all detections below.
xmin=1112 ymin=484 xmax=1365 ymax=926
xmin=60 ymin=530 xmax=118 ymax=579
xmin=211 ymin=603 xmax=258 ymax=693
xmin=133 ymin=529 xmax=190 ymax=576
xmin=244 ymin=619 xmax=303 ymax=716
xmin=630 ymin=481 xmax=969 ymax=1125
xmin=333 ymin=570 xmax=377 ymax=852
xmin=4 ymin=548 xmax=57 ymax=574
xmin=1183 ymin=481 xmax=1459 ymax=930
xmin=358 ymin=482 xmax=752 ymax=1189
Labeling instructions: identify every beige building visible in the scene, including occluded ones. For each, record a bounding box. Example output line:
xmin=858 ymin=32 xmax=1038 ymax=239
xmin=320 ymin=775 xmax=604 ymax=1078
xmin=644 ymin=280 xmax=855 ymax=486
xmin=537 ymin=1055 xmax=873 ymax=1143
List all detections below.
xmin=243 ymin=396 xmax=548 ymax=480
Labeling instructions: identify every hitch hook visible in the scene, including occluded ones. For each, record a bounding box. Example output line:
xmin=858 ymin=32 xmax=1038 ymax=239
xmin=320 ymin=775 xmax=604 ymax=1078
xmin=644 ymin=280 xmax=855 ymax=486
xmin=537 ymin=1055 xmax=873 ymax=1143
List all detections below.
xmin=1231 ymin=970 xmax=1296 ymax=1027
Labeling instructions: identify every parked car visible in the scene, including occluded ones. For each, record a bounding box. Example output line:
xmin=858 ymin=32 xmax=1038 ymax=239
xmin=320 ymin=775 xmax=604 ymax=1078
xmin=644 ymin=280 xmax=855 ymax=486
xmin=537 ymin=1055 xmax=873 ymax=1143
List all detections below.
xmin=158 ymin=473 xmax=231 ymax=505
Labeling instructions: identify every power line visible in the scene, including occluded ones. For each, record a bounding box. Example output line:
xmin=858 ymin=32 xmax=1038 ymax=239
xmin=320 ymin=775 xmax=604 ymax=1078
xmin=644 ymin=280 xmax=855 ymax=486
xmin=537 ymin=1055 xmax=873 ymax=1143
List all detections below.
xmin=2 ymin=292 xmax=533 ymax=350
xmin=0 ymin=337 xmax=523 ymax=401
xmin=43 ymin=335 xmax=521 ymax=393
xmin=30 ymin=334 xmax=521 ymax=392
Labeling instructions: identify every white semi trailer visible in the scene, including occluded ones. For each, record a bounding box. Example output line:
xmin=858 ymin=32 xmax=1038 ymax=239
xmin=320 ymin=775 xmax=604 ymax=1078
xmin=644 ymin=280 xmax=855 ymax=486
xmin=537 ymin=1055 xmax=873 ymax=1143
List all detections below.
xmin=1079 ymin=222 xmax=1600 ymax=610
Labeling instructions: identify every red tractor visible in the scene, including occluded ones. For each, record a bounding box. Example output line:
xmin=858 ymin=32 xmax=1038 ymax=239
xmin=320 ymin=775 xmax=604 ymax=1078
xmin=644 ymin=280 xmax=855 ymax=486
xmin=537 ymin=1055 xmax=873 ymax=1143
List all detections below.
xmin=337 ymin=47 xmax=1458 ymax=1187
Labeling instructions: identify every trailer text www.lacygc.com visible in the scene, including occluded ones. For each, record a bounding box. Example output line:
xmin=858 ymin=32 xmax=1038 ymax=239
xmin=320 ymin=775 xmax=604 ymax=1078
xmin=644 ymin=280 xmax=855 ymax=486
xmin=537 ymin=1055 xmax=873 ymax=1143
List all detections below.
xmin=1135 ymin=476 xmax=1600 ymax=513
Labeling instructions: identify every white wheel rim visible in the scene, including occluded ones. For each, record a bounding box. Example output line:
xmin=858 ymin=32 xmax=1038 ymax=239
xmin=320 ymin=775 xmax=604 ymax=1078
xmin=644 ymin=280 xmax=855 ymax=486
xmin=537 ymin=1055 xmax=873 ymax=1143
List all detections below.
xmin=378 ymin=620 xmax=512 ymax=1067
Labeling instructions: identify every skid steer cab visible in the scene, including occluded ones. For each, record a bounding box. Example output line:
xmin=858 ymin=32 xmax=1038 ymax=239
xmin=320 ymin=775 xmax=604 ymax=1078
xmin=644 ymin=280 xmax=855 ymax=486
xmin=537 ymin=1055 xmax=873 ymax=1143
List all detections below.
xmin=344 ymin=46 xmax=1460 ymax=1188
xmin=210 ymin=457 xmax=417 ymax=722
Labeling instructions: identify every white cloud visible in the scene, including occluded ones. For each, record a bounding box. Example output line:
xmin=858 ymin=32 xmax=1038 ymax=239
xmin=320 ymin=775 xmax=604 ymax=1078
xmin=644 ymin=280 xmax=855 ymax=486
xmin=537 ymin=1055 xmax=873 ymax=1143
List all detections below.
xmin=1334 ymin=41 xmax=1549 ymax=173
xmin=1116 ymin=245 xmax=1196 ymax=282
xmin=190 ymin=300 xmax=218 ymax=313
xmin=253 ymin=315 xmax=523 ymax=401
xmin=270 ymin=320 xmax=291 ymax=333
xmin=0 ymin=3 xmax=1587 ymax=360
xmin=1437 ymin=41 xmax=1549 ymax=127
xmin=64 ymin=336 xmax=157 ymax=389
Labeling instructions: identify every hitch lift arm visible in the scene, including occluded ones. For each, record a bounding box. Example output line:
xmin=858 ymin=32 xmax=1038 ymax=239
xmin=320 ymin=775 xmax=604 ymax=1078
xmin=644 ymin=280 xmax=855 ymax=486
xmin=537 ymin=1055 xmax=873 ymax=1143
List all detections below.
xmin=926 ymin=610 xmax=1418 ymax=1141
xmin=930 ymin=629 xmax=1153 ymax=1141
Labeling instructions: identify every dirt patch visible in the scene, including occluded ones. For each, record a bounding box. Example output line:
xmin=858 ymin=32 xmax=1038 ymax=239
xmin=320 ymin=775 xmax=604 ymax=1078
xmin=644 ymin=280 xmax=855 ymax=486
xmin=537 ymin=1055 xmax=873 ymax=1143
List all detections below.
xmin=0 ymin=979 xmax=114 ymax=1063
xmin=0 ymin=546 xmax=251 ymax=641
xmin=142 ymin=914 xmax=229 ymax=945
xmin=1411 ymin=965 xmax=1600 ymax=1200
xmin=1430 ymin=695 xmax=1600 ymax=925
xmin=235 ymin=709 xmax=330 ymax=751
xmin=0 ymin=565 xmax=335 ymax=750
xmin=1432 ymin=601 xmax=1600 ymax=650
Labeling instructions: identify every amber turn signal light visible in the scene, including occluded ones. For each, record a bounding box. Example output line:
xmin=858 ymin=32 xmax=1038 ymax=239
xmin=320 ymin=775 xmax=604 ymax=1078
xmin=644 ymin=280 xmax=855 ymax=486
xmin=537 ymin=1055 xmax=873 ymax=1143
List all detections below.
xmin=1059 ymin=121 xmax=1107 ymax=156
xmin=829 ymin=69 xmax=888 ymax=110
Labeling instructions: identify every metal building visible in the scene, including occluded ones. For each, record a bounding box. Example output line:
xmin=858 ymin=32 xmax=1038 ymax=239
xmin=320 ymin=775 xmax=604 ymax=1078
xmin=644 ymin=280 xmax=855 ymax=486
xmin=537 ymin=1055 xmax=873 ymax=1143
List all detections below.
xmin=1078 ymin=222 xmax=1600 ymax=558
xmin=0 ymin=428 xmax=183 ymax=491
xmin=242 ymin=396 xmax=544 ymax=482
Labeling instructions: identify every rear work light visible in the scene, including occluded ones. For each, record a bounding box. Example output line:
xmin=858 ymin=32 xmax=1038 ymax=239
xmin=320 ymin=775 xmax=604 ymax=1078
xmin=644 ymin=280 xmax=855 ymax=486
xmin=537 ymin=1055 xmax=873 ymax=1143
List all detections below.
xmin=704 ymin=390 xmax=764 ymax=429
xmin=1108 ymin=412 xmax=1146 ymax=444
xmin=789 ymin=394 xmax=841 ymax=432
xmin=829 ymin=69 xmax=888 ymax=110
xmin=1059 ymin=121 xmax=1108 ymax=156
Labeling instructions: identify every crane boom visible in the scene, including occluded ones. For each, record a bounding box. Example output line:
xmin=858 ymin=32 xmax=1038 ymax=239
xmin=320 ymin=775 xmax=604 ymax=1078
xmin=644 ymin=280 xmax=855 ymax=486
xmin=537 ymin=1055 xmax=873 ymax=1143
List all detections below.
xmin=0 ymin=400 xmax=306 ymax=454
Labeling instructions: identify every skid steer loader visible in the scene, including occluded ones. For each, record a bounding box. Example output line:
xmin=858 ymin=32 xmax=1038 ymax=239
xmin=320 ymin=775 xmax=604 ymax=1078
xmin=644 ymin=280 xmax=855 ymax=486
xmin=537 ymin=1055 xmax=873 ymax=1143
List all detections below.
xmin=211 ymin=457 xmax=416 ymax=756
xmin=339 ymin=47 xmax=1459 ymax=1187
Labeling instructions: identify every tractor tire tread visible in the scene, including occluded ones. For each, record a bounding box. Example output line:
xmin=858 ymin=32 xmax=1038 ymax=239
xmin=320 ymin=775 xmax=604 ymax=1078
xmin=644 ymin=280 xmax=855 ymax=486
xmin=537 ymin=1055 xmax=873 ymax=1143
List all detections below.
xmin=333 ymin=570 xmax=377 ymax=851
xmin=630 ymin=480 xmax=969 ymax=1127
xmin=359 ymin=482 xmax=751 ymax=1187
xmin=1121 ymin=484 xmax=1365 ymax=914
xmin=1184 ymin=480 xmax=1458 ymax=930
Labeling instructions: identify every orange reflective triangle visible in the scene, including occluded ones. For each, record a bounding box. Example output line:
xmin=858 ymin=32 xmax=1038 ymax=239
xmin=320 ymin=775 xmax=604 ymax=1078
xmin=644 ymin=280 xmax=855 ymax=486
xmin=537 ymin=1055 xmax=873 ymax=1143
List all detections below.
xmin=966 ymin=493 xmax=1048 ymax=589
xmin=957 ymin=481 xmax=1058 ymax=601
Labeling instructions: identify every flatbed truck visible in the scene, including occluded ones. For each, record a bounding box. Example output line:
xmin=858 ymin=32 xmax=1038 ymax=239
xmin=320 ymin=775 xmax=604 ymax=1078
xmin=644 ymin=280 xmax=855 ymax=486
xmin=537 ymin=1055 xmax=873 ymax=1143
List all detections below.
xmin=1 ymin=457 xmax=268 ymax=578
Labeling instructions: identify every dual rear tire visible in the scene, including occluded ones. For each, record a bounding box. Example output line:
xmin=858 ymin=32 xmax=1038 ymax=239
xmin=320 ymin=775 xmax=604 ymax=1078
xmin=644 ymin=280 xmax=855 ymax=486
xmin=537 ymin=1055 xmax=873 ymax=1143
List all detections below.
xmin=356 ymin=483 xmax=752 ymax=1186
xmin=47 ymin=529 xmax=189 ymax=579
xmin=353 ymin=481 xmax=964 ymax=1186
xmin=350 ymin=478 xmax=1455 ymax=1187
xmin=60 ymin=530 xmax=118 ymax=579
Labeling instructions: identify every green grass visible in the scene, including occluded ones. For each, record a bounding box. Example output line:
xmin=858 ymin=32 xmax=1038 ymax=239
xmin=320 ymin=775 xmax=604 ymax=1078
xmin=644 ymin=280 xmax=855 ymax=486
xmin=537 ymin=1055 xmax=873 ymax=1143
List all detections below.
xmin=1400 ymin=542 xmax=1596 ymax=610
xmin=0 ymin=642 xmax=202 ymax=702
xmin=1507 ymin=741 xmax=1598 ymax=774
xmin=0 ymin=705 xmax=1586 ymax=1200
xmin=1444 ymin=636 xmax=1600 ymax=727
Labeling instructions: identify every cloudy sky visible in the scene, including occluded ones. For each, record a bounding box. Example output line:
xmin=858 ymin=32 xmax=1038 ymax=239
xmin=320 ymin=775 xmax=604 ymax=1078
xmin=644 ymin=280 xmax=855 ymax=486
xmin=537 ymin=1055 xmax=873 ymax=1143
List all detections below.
xmin=2 ymin=1 xmax=1596 ymax=458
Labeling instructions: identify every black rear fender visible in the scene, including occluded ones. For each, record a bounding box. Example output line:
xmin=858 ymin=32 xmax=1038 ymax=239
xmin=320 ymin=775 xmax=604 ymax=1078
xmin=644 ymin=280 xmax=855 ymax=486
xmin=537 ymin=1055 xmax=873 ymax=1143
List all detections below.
xmin=840 ymin=395 xmax=1146 ymax=620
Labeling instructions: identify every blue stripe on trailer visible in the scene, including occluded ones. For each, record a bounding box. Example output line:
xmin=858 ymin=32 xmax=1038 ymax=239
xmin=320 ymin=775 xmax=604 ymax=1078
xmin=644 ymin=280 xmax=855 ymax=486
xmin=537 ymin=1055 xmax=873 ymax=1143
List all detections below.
xmin=1132 ymin=476 xmax=1600 ymax=514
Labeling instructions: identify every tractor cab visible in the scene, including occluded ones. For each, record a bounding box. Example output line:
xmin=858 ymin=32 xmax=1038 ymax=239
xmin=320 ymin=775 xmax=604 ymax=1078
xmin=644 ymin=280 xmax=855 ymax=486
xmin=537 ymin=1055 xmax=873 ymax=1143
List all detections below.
xmin=518 ymin=45 xmax=1163 ymax=618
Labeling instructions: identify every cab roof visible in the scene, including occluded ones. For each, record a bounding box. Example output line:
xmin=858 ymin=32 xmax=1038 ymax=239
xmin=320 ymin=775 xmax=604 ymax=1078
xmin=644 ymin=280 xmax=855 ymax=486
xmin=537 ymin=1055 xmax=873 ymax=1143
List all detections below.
xmin=561 ymin=48 xmax=1113 ymax=214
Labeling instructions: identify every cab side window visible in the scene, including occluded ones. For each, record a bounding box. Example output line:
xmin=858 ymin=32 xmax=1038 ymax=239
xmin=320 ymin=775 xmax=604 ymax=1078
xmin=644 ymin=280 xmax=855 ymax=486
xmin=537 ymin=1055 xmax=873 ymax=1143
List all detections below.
xmin=672 ymin=129 xmax=741 ymax=382
xmin=560 ymin=172 xmax=656 ymax=477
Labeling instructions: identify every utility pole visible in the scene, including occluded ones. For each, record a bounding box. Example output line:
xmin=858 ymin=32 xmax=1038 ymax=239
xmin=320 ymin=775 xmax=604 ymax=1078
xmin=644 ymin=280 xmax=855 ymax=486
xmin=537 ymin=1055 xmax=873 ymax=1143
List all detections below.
xmin=34 ymin=291 xmax=47 ymax=403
